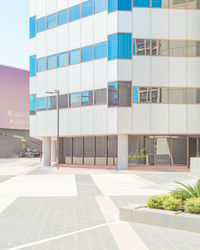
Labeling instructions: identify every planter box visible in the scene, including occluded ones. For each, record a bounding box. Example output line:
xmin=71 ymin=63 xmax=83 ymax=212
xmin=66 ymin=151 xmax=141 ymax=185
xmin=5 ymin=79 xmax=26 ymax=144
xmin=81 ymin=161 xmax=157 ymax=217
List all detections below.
xmin=120 ymin=203 xmax=200 ymax=233
xmin=190 ymin=157 xmax=200 ymax=174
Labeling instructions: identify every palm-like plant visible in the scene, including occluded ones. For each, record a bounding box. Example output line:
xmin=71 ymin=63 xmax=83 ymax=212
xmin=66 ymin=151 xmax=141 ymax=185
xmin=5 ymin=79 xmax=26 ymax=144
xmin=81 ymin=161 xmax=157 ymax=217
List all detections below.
xmin=172 ymin=179 xmax=200 ymax=199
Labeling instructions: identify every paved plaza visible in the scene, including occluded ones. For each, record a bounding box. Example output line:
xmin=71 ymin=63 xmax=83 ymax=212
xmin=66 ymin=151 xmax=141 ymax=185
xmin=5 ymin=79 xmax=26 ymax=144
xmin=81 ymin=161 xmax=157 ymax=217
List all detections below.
xmin=0 ymin=159 xmax=199 ymax=250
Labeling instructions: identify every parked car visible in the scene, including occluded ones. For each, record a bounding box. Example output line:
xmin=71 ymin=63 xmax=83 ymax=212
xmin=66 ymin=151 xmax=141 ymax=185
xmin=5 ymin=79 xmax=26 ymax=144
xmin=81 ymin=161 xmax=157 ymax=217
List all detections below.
xmin=18 ymin=148 xmax=40 ymax=158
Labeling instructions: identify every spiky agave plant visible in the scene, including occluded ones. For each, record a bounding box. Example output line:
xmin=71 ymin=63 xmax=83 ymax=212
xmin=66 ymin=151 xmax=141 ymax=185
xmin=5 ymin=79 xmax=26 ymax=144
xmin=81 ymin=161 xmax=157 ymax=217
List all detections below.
xmin=171 ymin=179 xmax=200 ymax=200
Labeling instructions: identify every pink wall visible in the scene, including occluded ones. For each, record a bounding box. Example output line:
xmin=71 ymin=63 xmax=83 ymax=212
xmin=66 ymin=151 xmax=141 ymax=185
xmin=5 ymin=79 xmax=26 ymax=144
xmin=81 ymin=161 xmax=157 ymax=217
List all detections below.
xmin=0 ymin=65 xmax=29 ymax=130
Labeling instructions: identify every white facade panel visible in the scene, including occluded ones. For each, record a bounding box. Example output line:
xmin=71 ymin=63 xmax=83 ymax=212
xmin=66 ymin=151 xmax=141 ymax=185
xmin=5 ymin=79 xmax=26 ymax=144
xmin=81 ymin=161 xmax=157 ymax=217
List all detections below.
xmin=151 ymin=9 xmax=168 ymax=39
xmin=132 ymin=8 xmax=150 ymax=38
xmin=80 ymin=107 xmax=94 ymax=135
xmin=187 ymin=58 xmax=200 ymax=87
xmin=59 ymin=109 xmax=69 ymax=136
xmin=36 ymin=72 xmax=46 ymax=97
xmin=169 ymin=58 xmax=187 ymax=86
xmin=187 ymin=105 xmax=200 ymax=134
xmin=46 ymin=110 xmax=57 ymax=136
xmin=81 ymin=16 xmax=94 ymax=47
xmin=36 ymin=33 xmax=46 ymax=58
xmin=94 ymin=12 xmax=107 ymax=43
xmin=81 ymin=62 xmax=94 ymax=91
xmin=150 ymin=105 xmax=169 ymax=134
xmin=169 ymin=105 xmax=187 ymax=134
xmin=69 ymin=0 xmax=80 ymax=8
xmin=69 ymin=108 xmax=81 ymax=135
xmin=93 ymin=106 xmax=107 ymax=134
xmin=30 ymin=77 xmax=37 ymax=95
xmin=169 ymin=10 xmax=187 ymax=40
xmin=108 ymin=12 xmax=117 ymax=35
xmin=57 ymin=25 xmax=69 ymax=53
xmin=107 ymin=108 xmax=117 ymax=134
xmin=117 ymin=12 xmax=132 ymax=33
xmin=36 ymin=112 xmax=46 ymax=136
xmin=36 ymin=0 xmax=46 ymax=18
xmin=47 ymin=29 xmax=57 ymax=55
xmin=118 ymin=60 xmax=132 ymax=81
xmin=108 ymin=60 xmax=118 ymax=82
xmin=46 ymin=0 xmax=57 ymax=15
xmin=57 ymin=68 xmax=69 ymax=94
xmin=69 ymin=21 xmax=81 ymax=50
xmin=132 ymin=105 xmax=151 ymax=134
xmin=151 ymin=57 xmax=169 ymax=86
xmin=30 ymin=38 xmax=36 ymax=55
xmin=93 ymin=59 xmax=107 ymax=89
xmin=68 ymin=65 xmax=81 ymax=93
xmin=133 ymin=57 xmax=150 ymax=86
xmin=29 ymin=0 xmax=36 ymax=16
xmin=57 ymin=0 xmax=69 ymax=11
xmin=118 ymin=108 xmax=132 ymax=134
xmin=46 ymin=70 xmax=58 ymax=92
xmin=187 ymin=11 xmax=200 ymax=40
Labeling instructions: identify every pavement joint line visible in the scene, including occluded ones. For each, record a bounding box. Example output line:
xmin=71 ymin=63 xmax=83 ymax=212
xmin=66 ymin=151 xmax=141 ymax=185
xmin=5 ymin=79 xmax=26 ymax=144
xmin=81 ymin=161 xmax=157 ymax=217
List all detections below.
xmin=7 ymin=220 xmax=119 ymax=250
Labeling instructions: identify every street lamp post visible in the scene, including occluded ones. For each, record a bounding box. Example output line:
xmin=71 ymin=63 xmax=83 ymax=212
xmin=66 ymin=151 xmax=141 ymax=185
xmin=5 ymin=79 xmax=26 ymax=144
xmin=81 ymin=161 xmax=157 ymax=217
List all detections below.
xmin=46 ymin=90 xmax=60 ymax=169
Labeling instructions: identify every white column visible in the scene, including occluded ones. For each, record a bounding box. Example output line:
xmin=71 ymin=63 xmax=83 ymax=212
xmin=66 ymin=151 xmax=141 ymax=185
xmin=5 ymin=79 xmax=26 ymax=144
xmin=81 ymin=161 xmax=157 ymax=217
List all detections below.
xmin=51 ymin=140 xmax=56 ymax=163
xmin=42 ymin=137 xmax=51 ymax=166
xmin=118 ymin=134 xmax=128 ymax=170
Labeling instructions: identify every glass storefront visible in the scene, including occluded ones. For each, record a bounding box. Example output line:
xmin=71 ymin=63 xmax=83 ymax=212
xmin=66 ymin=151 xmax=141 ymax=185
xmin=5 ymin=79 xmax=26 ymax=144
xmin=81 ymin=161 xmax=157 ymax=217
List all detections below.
xmin=128 ymin=135 xmax=188 ymax=166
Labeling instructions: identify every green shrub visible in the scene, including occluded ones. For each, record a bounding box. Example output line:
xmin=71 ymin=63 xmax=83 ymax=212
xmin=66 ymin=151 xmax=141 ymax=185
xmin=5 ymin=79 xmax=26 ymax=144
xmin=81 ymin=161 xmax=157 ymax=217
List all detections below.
xmin=173 ymin=179 xmax=200 ymax=198
xmin=171 ymin=190 xmax=191 ymax=200
xmin=184 ymin=198 xmax=200 ymax=214
xmin=163 ymin=196 xmax=181 ymax=211
xmin=146 ymin=195 xmax=163 ymax=209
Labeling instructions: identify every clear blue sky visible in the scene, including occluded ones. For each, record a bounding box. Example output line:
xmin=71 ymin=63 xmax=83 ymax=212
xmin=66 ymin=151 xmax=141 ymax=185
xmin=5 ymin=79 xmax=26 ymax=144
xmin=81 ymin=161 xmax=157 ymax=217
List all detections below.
xmin=0 ymin=0 xmax=29 ymax=70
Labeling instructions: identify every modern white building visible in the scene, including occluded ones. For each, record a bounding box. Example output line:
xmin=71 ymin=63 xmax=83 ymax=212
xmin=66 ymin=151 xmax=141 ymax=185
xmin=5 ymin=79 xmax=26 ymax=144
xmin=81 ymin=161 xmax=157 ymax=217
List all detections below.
xmin=29 ymin=0 xmax=200 ymax=169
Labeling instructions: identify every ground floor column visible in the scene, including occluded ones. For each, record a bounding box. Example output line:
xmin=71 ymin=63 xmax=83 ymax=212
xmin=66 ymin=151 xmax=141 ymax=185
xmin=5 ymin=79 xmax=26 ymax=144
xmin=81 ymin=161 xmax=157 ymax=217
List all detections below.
xmin=42 ymin=137 xmax=51 ymax=166
xmin=51 ymin=140 xmax=56 ymax=163
xmin=118 ymin=134 xmax=128 ymax=170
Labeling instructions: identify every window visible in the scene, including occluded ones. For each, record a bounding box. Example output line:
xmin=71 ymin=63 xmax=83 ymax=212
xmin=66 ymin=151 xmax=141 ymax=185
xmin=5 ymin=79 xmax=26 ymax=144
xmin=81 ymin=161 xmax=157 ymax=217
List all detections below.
xmin=188 ymin=88 xmax=200 ymax=104
xmin=118 ymin=33 xmax=132 ymax=59
xmin=188 ymin=0 xmax=200 ymax=9
xmin=69 ymin=49 xmax=80 ymax=65
xmin=96 ymin=136 xmax=107 ymax=157
xmin=170 ymin=0 xmax=187 ymax=8
xmin=170 ymin=41 xmax=186 ymax=57
xmin=69 ymin=5 xmax=80 ymax=22
xmin=108 ymin=33 xmax=132 ymax=60
xmin=81 ymin=91 xmax=93 ymax=106
xmin=37 ymin=17 xmax=46 ymax=32
xmin=94 ymin=42 xmax=107 ymax=59
xmin=59 ymin=94 xmax=69 ymax=108
xmin=170 ymin=88 xmax=186 ymax=104
xmin=58 ymin=9 xmax=68 ymax=25
xmin=47 ymin=96 xmax=57 ymax=109
xmin=58 ymin=52 xmax=69 ymax=67
xmin=37 ymin=57 xmax=46 ymax=72
xmin=94 ymin=89 xmax=107 ymax=105
xmin=153 ymin=40 xmax=169 ymax=56
xmin=94 ymin=0 xmax=107 ymax=13
xmin=66 ymin=138 xmax=72 ymax=157
xmin=118 ymin=82 xmax=131 ymax=106
xmin=29 ymin=16 xmax=36 ymax=38
xmin=81 ymin=45 xmax=94 ymax=62
xmin=108 ymin=34 xmax=118 ymax=60
xmin=108 ymin=82 xmax=118 ymax=106
xmin=84 ymin=137 xmax=95 ymax=157
xmin=82 ymin=0 xmax=93 ymax=17
xmin=188 ymin=41 xmax=200 ymax=57
xmin=134 ymin=39 xmax=145 ymax=55
xmin=118 ymin=0 xmax=132 ymax=10
xmin=30 ymin=94 xmax=36 ymax=115
xmin=151 ymin=87 xmax=168 ymax=103
xmin=108 ymin=0 xmax=118 ymax=12
xmin=47 ymin=13 xmax=57 ymax=29
xmin=152 ymin=0 xmax=168 ymax=7
xmin=30 ymin=55 xmax=36 ymax=77
xmin=108 ymin=136 xmax=118 ymax=158
xmin=37 ymin=97 xmax=46 ymax=111
xmin=70 ymin=93 xmax=81 ymax=107
xmin=47 ymin=55 xmax=57 ymax=70
xmin=133 ymin=0 xmax=150 ymax=7
xmin=133 ymin=87 xmax=151 ymax=103
xmin=73 ymin=137 xmax=83 ymax=157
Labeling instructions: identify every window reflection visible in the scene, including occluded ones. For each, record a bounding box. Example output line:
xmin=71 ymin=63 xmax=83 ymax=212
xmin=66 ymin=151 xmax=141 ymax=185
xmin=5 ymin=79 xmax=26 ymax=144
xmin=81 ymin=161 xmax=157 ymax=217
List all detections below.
xmin=188 ymin=41 xmax=200 ymax=57
xmin=170 ymin=41 xmax=186 ymax=57
xmin=170 ymin=0 xmax=187 ymax=8
xmin=170 ymin=88 xmax=186 ymax=104
xmin=151 ymin=88 xmax=168 ymax=103
xmin=188 ymin=88 xmax=200 ymax=104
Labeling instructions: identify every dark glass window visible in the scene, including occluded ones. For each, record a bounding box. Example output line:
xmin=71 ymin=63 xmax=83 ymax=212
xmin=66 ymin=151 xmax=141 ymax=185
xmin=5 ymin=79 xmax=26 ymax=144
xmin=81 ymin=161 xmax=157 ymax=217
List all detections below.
xmin=47 ymin=96 xmax=57 ymax=109
xmin=37 ymin=97 xmax=46 ymax=111
xmin=133 ymin=87 xmax=151 ymax=103
xmin=96 ymin=136 xmax=107 ymax=157
xmin=59 ymin=94 xmax=69 ymax=108
xmin=66 ymin=138 xmax=72 ymax=157
xmin=108 ymin=82 xmax=118 ymax=106
xmin=151 ymin=88 xmax=168 ymax=103
xmin=69 ymin=4 xmax=80 ymax=22
xmin=47 ymin=13 xmax=57 ymax=29
xmin=188 ymin=88 xmax=200 ymax=104
xmin=108 ymin=136 xmax=118 ymax=158
xmin=37 ymin=57 xmax=46 ymax=72
xmin=69 ymin=49 xmax=80 ymax=65
xmin=81 ymin=91 xmax=93 ymax=106
xmin=58 ymin=9 xmax=68 ymax=25
xmin=82 ymin=0 xmax=93 ymax=17
xmin=81 ymin=45 xmax=94 ymax=62
xmin=30 ymin=55 xmax=36 ymax=77
xmin=133 ymin=0 xmax=150 ymax=7
xmin=70 ymin=93 xmax=81 ymax=107
xmin=37 ymin=17 xmax=46 ymax=32
xmin=170 ymin=88 xmax=186 ymax=104
xmin=118 ymin=82 xmax=131 ymax=106
xmin=29 ymin=16 xmax=36 ymax=38
xmin=47 ymin=55 xmax=57 ymax=70
xmin=58 ymin=52 xmax=69 ymax=67
xmin=94 ymin=42 xmax=107 ymax=59
xmin=73 ymin=137 xmax=83 ymax=157
xmin=135 ymin=39 xmax=145 ymax=55
xmin=94 ymin=0 xmax=107 ymax=13
xmin=84 ymin=137 xmax=95 ymax=157
xmin=94 ymin=89 xmax=107 ymax=105
xmin=188 ymin=41 xmax=200 ymax=57
xmin=30 ymin=94 xmax=36 ymax=115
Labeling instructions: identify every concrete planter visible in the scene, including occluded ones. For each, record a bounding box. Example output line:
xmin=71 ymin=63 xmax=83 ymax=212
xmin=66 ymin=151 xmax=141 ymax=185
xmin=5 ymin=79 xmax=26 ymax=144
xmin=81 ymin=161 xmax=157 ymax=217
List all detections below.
xmin=120 ymin=203 xmax=200 ymax=233
xmin=190 ymin=157 xmax=200 ymax=174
